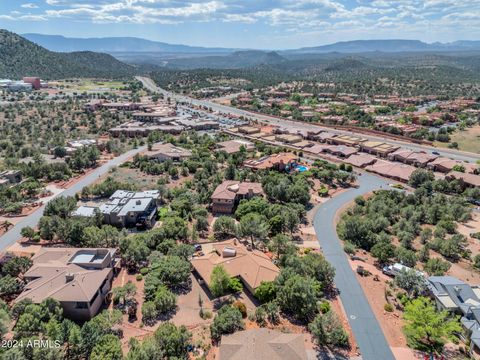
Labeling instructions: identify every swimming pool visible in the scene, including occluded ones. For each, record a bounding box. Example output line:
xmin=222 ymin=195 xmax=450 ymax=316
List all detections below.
xmin=296 ymin=165 xmax=309 ymax=172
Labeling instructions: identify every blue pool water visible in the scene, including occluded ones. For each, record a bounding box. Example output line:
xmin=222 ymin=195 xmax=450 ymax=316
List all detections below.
xmin=296 ymin=165 xmax=309 ymax=172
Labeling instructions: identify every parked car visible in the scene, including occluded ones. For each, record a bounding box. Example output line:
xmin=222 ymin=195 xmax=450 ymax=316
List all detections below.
xmin=467 ymin=198 xmax=480 ymax=206
xmin=382 ymin=263 xmax=412 ymax=277
xmin=432 ymin=151 xmax=440 ymax=155
xmin=383 ymin=263 xmax=424 ymax=278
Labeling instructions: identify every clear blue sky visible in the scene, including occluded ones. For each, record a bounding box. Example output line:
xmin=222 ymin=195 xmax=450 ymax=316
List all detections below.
xmin=1 ymin=0 xmax=479 ymax=49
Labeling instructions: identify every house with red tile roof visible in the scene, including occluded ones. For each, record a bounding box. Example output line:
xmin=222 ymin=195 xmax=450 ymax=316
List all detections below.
xmin=211 ymin=181 xmax=264 ymax=214
xmin=191 ymin=239 xmax=279 ymax=295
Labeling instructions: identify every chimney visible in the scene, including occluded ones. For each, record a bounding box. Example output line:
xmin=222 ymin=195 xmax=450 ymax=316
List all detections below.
xmin=136 ymin=200 xmax=141 ymax=205
xmin=222 ymin=247 xmax=237 ymax=258
xmin=65 ymin=273 xmax=75 ymax=282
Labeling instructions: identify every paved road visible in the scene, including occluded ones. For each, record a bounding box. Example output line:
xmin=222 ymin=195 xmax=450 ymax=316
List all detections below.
xmin=138 ymin=76 xmax=480 ymax=163
xmin=0 ymin=146 xmax=147 ymax=250
xmin=313 ymin=173 xmax=395 ymax=360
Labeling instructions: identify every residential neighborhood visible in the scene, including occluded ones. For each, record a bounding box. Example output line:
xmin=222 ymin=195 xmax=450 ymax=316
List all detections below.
xmin=0 ymin=70 xmax=479 ymax=360
xmin=1 ymin=7 xmax=480 ymax=359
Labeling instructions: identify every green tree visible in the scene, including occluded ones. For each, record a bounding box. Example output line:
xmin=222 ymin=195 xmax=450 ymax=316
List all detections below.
xmin=210 ymin=305 xmax=245 ymax=341
xmin=90 ymin=334 xmax=123 ymax=360
xmin=338 ymin=216 xmax=375 ymax=250
xmin=147 ymin=256 xmax=190 ymax=291
xmin=120 ymin=236 xmax=150 ymax=265
xmin=239 ymin=213 xmax=269 ymax=248
xmin=152 ymin=322 xmax=191 ymax=359
xmin=0 ymin=308 xmax=10 ymax=338
xmin=161 ymin=216 xmax=188 ymax=240
xmin=299 ymin=252 xmax=336 ymax=290
xmin=210 ymin=265 xmax=231 ymax=297
xmin=394 ymin=269 xmax=427 ymax=297
xmin=212 ymin=216 xmax=237 ymax=240
xmin=409 ymin=169 xmax=435 ymax=188
xmin=268 ymin=234 xmax=295 ymax=259
xmin=403 ymin=297 xmax=461 ymax=355
xmin=395 ymin=246 xmax=417 ymax=268
xmin=153 ymin=286 xmax=177 ymax=314
xmin=0 ymin=275 xmax=21 ymax=296
xmin=80 ymin=309 xmax=122 ymax=355
xmin=423 ymin=258 xmax=451 ymax=276
xmin=371 ymin=240 xmax=395 ymax=265
xmin=254 ymin=281 xmax=276 ymax=303
xmin=141 ymin=301 xmax=157 ymax=325
xmin=452 ymin=164 xmax=465 ymax=172
xmin=20 ymin=226 xmax=35 ymax=241
xmin=44 ymin=196 xmax=77 ymax=218
xmin=277 ymin=274 xmax=320 ymax=322
xmin=2 ymin=256 xmax=32 ymax=277
xmin=474 ymin=254 xmax=480 ymax=269
xmin=309 ymin=311 xmax=349 ymax=348
xmin=235 ymin=197 xmax=270 ymax=220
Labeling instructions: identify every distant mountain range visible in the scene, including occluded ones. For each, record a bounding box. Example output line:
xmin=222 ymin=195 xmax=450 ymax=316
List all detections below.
xmin=0 ymin=30 xmax=134 ymax=79
xmin=286 ymin=39 xmax=480 ymax=54
xmin=163 ymin=50 xmax=287 ymax=69
xmin=23 ymin=34 xmax=480 ymax=55
xmin=23 ymin=33 xmax=236 ymax=54
xmin=3 ymin=30 xmax=480 ymax=80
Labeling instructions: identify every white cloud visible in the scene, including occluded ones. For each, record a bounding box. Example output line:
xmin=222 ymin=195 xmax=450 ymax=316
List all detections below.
xmin=0 ymin=0 xmax=479 ymax=43
xmin=21 ymin=3 xmax=39 ymax=8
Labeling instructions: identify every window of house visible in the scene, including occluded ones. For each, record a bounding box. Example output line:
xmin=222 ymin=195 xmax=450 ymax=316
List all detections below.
xmin=75 ymin=302 xmax=88 ymax=309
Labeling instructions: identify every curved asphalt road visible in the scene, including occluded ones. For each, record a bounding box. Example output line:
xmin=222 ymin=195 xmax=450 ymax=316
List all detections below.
xmin=313 ymin=172 xmax=395 ymax=360
xmin=0 ymin=146 xmax=147 ymax=251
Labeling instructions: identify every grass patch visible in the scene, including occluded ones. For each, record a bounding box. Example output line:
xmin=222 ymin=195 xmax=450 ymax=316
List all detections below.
xmin=435 ymin=125 xmax=480 ymax=154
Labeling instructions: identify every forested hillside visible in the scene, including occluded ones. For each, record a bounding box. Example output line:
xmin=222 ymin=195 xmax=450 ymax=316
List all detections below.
xmin=151 ymin=52 xmax=480 ymax=96
xmin=0 ymin=30 xmax=134 ymax=79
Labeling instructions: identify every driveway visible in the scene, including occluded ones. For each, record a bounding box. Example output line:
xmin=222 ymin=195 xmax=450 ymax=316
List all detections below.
xmin=313 ymin=172 xmax=395 ymax=360
xmin=0 ymin=146 xmax=147 ymax=251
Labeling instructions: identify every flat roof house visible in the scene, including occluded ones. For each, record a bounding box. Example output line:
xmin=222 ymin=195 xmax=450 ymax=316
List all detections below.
xmin=211 ymin=181 xmax=263 ymax=214
xmin=446 ymin=171 xmax=480 ymax=188
xmin=359 ymin=141 xmax=400 ymax=157
xmin=328 ymin=134 xmax=367 ymax=146
xmin=141 ymin=143 xmax=192 ymax=162
xmin=427 ymin=276 xmax=480 ymax=359
xmin=176 ymin=119 xmax=220 ymax=131
xmin=16 ymin=248 xmax=118 ymax=321
xmin=365 ymin=160 xmax=416 ymax=182
xmin=327 ymin=145 xmax=358 ymax=158
xmin=237 ymin=126 xmax=261 ymax=135
xmin=388 ymin=149 xmax=438 ymax=167
xmin=191 ymin=239 xmax=279 ymax=295
xmin=345 ymin=153 xmax=378 ymax=168
xmin=307 ymin=144 xmax=334 ymax=155
xmin=275 ymin=134 xmax=303 ymax=144
xmin=22 ymin=77 xmax=41 ymax=90
xmin=428 ymin=157 xmax=478 ymax=174
xmin=0 ymin=170 xmax=22 ymax=186
xmin=101 ymin=102 xmax=141 ymax=111
xmin=316 ymin=132 xmax=337 ymax=143
xmin=73 ymin=190 xmax=159 ymax=229
xmin=219 ymin=329 xmax=307 ymax=360
xmin=216 ymin=139 xmax=255 ymax=154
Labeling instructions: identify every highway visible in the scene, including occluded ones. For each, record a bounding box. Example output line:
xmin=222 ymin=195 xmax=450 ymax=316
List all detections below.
xmin=313 ymin=173 xmax=395 ymax=360
xmin=0 ymin=146 xmax=147 ymax=251
xmin=137 ymin=76 xmax=480 ymax=163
